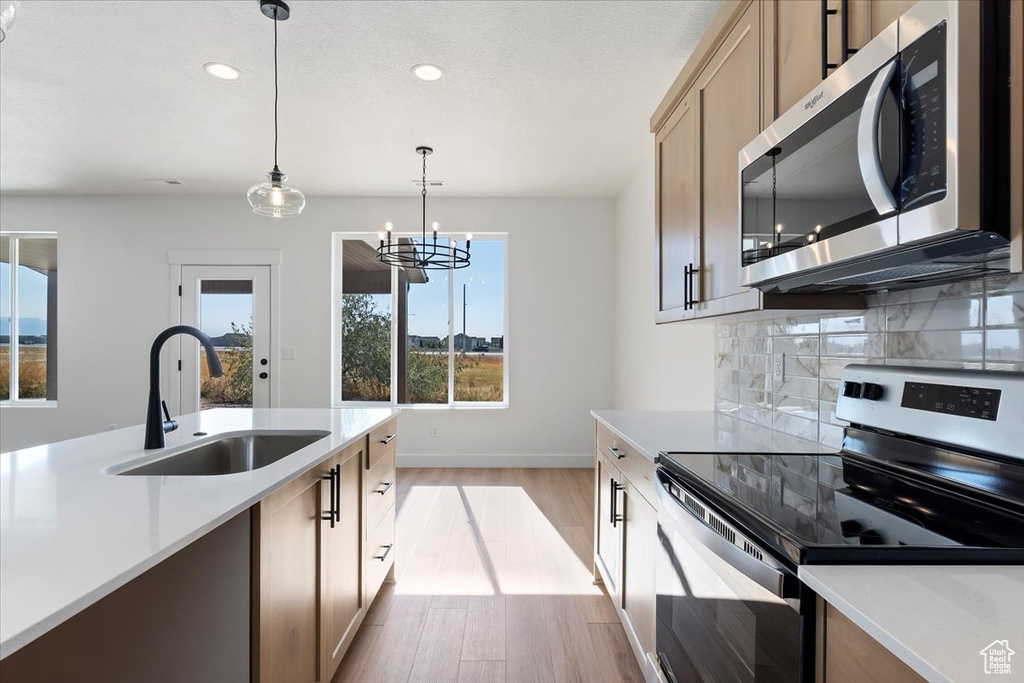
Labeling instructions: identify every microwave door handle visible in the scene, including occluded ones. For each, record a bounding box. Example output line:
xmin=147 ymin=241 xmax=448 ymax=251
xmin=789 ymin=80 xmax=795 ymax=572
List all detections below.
xmin=857 ymin=60 xmax=899 ymax=216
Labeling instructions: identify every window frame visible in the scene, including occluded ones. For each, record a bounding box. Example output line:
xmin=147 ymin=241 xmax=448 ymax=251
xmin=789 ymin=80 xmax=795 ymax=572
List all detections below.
xmin=331 ymin=232 xmax=509 ymax=409
xmin=1 ymin=231 xmax=59 ymax=407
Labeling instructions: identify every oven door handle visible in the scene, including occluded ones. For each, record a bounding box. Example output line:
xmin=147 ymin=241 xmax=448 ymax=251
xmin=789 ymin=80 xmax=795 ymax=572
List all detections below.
xmin=655 ymin=468 xmax=795 ymax=599
xmin=857 ymin=59 xmax=899 ymax=216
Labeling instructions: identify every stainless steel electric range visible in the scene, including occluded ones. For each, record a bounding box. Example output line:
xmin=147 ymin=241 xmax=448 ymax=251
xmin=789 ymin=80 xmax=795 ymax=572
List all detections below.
xmin=653 ymin=366 xmax=1024 ymax=683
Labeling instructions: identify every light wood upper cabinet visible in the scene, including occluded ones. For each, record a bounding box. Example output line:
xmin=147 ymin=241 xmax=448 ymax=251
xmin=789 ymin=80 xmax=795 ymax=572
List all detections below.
xmin=655 ymin=93 xmax=699 ymax=322
xmin=254 ymin=469 xmax=322 ymax=683
xmin=320 ymin=442 xmax=365 ymax=683
xmin=865 ymin=0 xmax=918 ymax=38
xmin=694 ymin=0 xmax=764 ymax=313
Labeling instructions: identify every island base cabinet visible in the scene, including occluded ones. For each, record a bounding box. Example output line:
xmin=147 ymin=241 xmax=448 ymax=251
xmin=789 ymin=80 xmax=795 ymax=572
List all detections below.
xmin=321 ymin=442 xmax=367 ymax=683
xmin=253 ymin=467 xmax=323 ymax=683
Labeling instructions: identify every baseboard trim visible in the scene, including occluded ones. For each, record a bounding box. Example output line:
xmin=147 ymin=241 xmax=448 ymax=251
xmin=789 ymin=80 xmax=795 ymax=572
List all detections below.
xmin=395 ymin=453 xmax=593 ymax=468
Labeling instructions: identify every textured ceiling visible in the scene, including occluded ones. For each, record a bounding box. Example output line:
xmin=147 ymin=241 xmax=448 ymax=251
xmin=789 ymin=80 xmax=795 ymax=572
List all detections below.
xmin=0 ymin=0 xmax=720 ymax=197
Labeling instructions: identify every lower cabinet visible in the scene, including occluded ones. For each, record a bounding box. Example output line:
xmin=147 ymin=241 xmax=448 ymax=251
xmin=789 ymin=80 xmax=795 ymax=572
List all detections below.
xmin=255 ymin=420 xmax=398 ymax=683
xmin=593 ymin=422 xmax=659 ymax=676
xmin=816 ymin=598 xmax=924 ymax=683
xmin=320 ymin=441 xmax=366 ymax=682
xmin=621 ymin=479 xmax=657 ymax=657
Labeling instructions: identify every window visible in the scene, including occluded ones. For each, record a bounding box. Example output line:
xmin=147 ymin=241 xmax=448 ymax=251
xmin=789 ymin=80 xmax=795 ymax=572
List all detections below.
xmin=1 ymin=233 xmax=58 ymax=403
xmin=333 ymin=234 xmax=507 ymax=407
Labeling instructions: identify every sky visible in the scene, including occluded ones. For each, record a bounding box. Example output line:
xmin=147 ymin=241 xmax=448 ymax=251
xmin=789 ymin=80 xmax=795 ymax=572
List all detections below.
xmin=0 ymin=262 xmax=49 ymax=331
xmin=407 ymin=238 xmax=504 ymax=339
xmin=199 ymin=294 xmax=253 ymax=338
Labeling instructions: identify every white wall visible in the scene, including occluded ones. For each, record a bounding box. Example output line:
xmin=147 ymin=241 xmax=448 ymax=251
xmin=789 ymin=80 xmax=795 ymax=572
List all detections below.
xmin=0 ymin=196 xmax=614 ymax=462
xmin=612 ymin=148 xmax=715 ymax=410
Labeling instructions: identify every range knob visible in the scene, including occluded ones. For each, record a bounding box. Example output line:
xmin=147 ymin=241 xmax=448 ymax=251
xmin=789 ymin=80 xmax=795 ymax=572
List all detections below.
xmin=842 ymin=381 xmax=863 ymax=398
xmin=861 ymin=382 xmax=885 ymax=401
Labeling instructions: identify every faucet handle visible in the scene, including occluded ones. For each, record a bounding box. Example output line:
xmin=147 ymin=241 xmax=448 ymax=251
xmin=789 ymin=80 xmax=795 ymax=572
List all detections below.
xmin=161 ymin=401 xmax=179 ymax=434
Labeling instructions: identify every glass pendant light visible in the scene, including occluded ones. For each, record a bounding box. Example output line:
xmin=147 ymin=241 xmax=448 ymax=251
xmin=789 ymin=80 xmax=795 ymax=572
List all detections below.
xmin=0 ymin=1 xmax=20 ymax=43
xmin=247 ymin=0 xmax=305 ymax=218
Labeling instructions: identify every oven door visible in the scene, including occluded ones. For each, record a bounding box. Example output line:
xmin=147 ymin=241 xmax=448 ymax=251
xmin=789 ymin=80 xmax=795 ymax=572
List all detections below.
xmin=739 ymin=19 xmax=901 ymax=289
xmin=654 ymin=468 xmax=804 ymax=683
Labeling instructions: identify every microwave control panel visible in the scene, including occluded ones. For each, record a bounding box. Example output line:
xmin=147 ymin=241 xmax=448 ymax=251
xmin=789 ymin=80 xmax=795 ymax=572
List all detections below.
xmin=900 ymin=21 xmax=947 ymax=210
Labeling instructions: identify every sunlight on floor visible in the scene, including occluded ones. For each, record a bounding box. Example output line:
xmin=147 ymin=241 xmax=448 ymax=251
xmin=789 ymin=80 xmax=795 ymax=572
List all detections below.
xmin=393 ymin=484 xmax=603 ymax=597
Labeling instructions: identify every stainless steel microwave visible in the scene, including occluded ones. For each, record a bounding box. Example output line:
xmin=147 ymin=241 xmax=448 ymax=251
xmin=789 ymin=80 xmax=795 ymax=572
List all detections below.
xmin=739 ymin=0 xmax=1011 ymax=294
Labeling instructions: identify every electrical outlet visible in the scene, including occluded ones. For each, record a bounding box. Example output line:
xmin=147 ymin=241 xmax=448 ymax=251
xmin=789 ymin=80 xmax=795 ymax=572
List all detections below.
xmin=774 ymin=353 xmax=785 ymax=382
xmin=430 ymin=426 xmax=439 ymax=438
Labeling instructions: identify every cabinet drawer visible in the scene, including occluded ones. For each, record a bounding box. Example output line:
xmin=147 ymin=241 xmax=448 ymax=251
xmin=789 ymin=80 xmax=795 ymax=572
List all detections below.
xmin=365 ymin=448 xmax=396 ymax=538
xmin=595 ymin=422 xmax=656 ymax=505
xmin=366 ymin=503 xmax=395 ymax=602
xmin=368 ymin=418 xmax=398 ymax=470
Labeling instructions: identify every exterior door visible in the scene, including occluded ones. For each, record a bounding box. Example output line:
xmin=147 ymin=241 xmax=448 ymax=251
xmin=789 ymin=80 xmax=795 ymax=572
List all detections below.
xmin=179 ymin=265 xmax=271 ymax=414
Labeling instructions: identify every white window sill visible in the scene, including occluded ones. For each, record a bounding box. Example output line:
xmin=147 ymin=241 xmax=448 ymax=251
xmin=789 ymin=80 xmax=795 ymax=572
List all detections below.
xmin=0 ymin=401 xmax=58 ymax=408
xmin=336 ymin=402 xmax=508 ymax=411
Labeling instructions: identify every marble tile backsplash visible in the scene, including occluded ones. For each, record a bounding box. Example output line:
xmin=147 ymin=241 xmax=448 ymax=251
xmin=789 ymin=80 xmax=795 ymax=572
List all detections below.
xmin=714 ymin=272 xmax=1024 ymax=450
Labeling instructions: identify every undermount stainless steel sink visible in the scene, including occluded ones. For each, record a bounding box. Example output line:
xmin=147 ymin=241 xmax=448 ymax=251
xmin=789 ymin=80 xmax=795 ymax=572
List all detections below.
xmin=113 ymin=430 xmax=331 ymax=476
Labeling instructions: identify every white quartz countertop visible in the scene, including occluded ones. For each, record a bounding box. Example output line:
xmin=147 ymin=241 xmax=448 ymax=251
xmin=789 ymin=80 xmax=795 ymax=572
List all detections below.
xmin=591 ymin=410 xmax=828 ymax=461
xmin=801 ymin=565 xmax=1024 ymax=682
xmin=0 ymin=407 xmax=399 ymax=660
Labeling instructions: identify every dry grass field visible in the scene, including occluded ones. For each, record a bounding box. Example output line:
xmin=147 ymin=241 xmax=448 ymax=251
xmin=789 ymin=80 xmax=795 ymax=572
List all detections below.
xmin=455 ymin=354 xmax=503 ymax=402
xmin=0 ymin=345 xmax=47 ymax=400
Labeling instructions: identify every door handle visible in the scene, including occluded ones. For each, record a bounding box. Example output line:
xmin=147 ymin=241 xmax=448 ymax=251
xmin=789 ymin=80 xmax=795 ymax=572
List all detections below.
xmin=375 ymin=481 xmax=394 ymax=495
xmin=374 ymin=543 xmax=394 ymax=562
xmin=857 ymin=60 xmax=899 ymax=216
xmin=333 ymin=464 xmax=341 ymax=523
xmin=322 ymin=467 xmax=337 ymax=529
xmin=611 ymin=479 xmax=624 ymax=528
xmin=821 ymin=0 xmax=839 ymax=79
xmin=686 ymin=263 xmax=699 ymax=309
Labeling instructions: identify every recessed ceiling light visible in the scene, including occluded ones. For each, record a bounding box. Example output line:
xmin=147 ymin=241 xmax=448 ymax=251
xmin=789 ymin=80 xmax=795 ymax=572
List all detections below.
xmin=412 ymin=63 xmax=444 ymax=82
xmin=204 ymin=62 xmax=241 ymax=81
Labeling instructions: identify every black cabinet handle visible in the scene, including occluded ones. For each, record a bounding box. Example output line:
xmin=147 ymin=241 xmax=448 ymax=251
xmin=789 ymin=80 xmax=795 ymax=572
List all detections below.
xmin=606 ymin=445 xmax=625 ymax=460
xmin=380 ymin=433 xmax=397 ymax=445
xmin=821 ymin=0 xmax=839 ymax=79
xmin=610 ymin=479 xmax=624 ymax=528
xmin=333 ymin=464 xmax=341 ymax=523
xmin=322 ymin=468 xmax=336 ymax=529
xmin=684 ymin=263 xmax=699 ymax=310
xmin=375 ymin=481 xmax=394 ymax=495
xmin=374 ymin=543 xmax=394 ymax=562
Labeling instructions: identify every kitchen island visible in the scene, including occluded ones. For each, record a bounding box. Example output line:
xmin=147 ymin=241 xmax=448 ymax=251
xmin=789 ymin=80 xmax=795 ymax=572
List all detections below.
xmin=0 ymin=407 xmax=399 ymax=682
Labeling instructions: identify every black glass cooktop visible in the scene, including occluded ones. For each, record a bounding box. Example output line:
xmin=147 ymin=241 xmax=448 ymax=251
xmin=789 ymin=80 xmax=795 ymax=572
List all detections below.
xmin=659 ymin=428 xmax=1024 ymax=567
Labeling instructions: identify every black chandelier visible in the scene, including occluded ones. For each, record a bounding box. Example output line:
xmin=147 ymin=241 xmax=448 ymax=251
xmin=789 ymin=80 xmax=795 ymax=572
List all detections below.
xmin=375 ymin=146 xmax=472 ymax=270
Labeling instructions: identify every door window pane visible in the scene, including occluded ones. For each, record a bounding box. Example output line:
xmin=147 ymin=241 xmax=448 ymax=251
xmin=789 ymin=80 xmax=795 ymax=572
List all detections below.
xmin=454 ymin=239 xmax=504 ymax=402
xmin=341 ymin=239 xmax=392 ymax=402
xmin=198 ymin=280 xmax=253 ymax=409
xmin=404 ymin=238 xmax=449 ymax=404
xmin=0 ymin=236 xmax=9 ymax=401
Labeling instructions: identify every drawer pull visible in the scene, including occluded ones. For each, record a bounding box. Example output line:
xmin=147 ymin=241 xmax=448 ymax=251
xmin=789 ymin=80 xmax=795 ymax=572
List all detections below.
xmin=375 ymin=481 xmax=394 ymax=495
xmin=380 ymin=433 xmax=397 ymax=445
xmin=606 ymin=445 xmax=625 ymax=460
xmin=374 ymin=543 xmax=394 ymax=562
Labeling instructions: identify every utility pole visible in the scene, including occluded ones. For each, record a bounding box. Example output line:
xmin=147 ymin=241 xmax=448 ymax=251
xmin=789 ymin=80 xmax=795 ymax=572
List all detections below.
xmin=462 ymin=283 xmax=467 ymax=352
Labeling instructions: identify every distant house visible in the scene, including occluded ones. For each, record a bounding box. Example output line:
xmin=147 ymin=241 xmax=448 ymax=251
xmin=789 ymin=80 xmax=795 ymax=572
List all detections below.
xmin=980 ymin=640 xmax=1015 ymax=675
xmin=490 ymin=336 xmax=503 ymax=350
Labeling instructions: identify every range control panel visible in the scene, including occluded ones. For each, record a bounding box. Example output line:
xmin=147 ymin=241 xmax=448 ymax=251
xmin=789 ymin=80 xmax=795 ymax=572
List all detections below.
xmin=901 ymin=382 xmax=1001 ymax=421
xmin=837 ymin=365 xmax=1024 ymax=461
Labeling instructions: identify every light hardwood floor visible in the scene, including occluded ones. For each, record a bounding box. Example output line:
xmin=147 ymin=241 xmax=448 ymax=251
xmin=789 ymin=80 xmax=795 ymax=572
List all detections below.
xmin=334 ymin=468 xmax=644 ymax=683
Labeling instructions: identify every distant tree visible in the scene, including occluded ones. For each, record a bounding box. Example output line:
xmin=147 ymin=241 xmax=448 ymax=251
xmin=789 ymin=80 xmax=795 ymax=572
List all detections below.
xmin=342 ymin=294 xmax=391 ymax=400
xmin=225 ymin=318 xmax=253 ymax=403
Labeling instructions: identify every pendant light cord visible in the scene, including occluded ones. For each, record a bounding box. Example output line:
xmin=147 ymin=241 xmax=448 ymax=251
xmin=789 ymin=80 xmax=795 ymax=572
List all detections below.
xmin=421 ymin=151 xmax=428 ymax=240
xmin=273 ymin=12 xmax=279 ymax=171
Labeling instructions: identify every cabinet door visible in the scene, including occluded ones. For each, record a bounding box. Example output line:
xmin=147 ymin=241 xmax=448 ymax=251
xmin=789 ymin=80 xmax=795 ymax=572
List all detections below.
xmin=321 ymin=443 xmax=365 ymax=683
xmin=594 ymin=452 xmax=622 ymax=599
xmin=621 ymin=482 xmax=657 ymax=658
xmin=695 ymin=0 xmax=764 ymax=316
xmin=255 ymin=470 xmax=322 ymax=683
xmin=655 ymin=91 xmax=699 ymax=323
